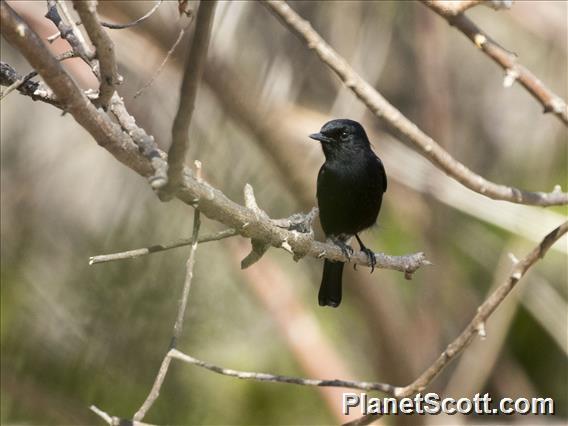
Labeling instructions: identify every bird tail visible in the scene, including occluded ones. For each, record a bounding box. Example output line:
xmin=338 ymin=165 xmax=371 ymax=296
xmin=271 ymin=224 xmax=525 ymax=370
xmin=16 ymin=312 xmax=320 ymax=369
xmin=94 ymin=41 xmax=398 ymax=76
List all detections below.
xmin=319 ymin=260 xmax=344 ymax=307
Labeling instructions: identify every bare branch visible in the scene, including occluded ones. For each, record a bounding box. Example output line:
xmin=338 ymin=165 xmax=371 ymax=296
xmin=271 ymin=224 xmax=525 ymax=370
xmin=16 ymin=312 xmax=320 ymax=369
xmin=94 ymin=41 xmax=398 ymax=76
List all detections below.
xmin=133 ymin=21 xmax=191 ymax=99
xmin=170 ymin=208 xmax=200 ymax=349
xmin=166 ymin=0 xmax=217 ymax=190
xmin=90 ymin=404 xmax=157 ymax=426
xmin=169 ymin=349 xmax=400 ymax=394
xmin=348 ymin=220 xmax=568 ymax=425
xmin=45 ymin=0 xmax=93 ymax=61
xmin=0 ymin=64 xmax=39 ymax=101
xmin=399 ymin=222 xmax=565 ymax=396
xmin=174 ymin=215 xmax=565 ymax=410
xmin=133 ymin=208 xmax=201 ymax=422
xmin=1 ymin=52 xmax=79 ymax=106
xmin=423 ymin=1 xmax=568 ymax=126
xmin=1 ymin=3 xmax=151 ymax=173
xmin=262 ymin=1 xmax=568 ymax=206
xmin=0 ymin=2 xmax=429 ymax=276
xmin=108 ymin=94 xmax=169 ymax=187
xmin=88 ymin=228 xmax=237 ymax=265
xmin=101 ymin=0 xmax=163 ymax=30
xmin=46 ymin=0 xmax=163 ymax=43
xmin=74 ymin=0 xmax=120 ymax=109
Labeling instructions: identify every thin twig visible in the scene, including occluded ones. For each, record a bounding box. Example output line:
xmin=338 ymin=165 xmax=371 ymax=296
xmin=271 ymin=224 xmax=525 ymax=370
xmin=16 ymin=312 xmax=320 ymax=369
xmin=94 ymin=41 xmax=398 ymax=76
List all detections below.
xmin=101 ymin=0 xmax=163 ymax=29
xmin=262 ymin=0 xmax=567 ymax=206
xmin=89 ymin=228 xmax=237 ymax=265
xmin=166 ymin=0 xmax=217 ymax=190
xmin=90 ymin=404 xmax=157 ymax=426
xmin=170 ymin=208 xmax=200 ymax=348
xmin=423 ymin=1 xmax=568 ymax=126
xmin=133 ymin=22 xmax=191 ymax=99
xmin=132 ymin=208 xmax=201 ymax=422
xmin=48 ymin=1 xmax=163 ymax=43
xmin=169 ymin=349 xmax=400 ymax=394
xmin=74 ymin=0 xmax=120 ymax=109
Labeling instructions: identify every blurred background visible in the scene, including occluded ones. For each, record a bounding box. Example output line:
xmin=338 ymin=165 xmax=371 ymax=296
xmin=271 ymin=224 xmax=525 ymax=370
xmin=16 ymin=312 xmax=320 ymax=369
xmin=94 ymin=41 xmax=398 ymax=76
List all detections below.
xmin=1 ymin=1 xmax=566 ymax=425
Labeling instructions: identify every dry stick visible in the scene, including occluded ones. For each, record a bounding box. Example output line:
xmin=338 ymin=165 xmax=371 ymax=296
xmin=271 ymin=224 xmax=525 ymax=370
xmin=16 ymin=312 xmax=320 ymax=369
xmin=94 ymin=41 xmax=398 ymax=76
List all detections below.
xmin=423 ymin=1 xmax=568 ymax=126
xmin=169 ymin=349 xmax=399 ymax=394
xmin=166 ymin=0 xmax=217 ymax=190
xmin=56 ymin=0 xmax=89 ymax=48
xmin=89 ymin=228 xmax=237 ymax=265
xmin=1 ymin=51 xmax=79 ymax=103
xmin=1 ymin=3 xmax=153 ymax=175
xmin=90 ymin=404 xmax=157 ymax=426
xmin=262 ymin=1 xmax=567 ymax=207
xmin=101 ymin=0 xmax=163 ymax=30
xmin=45 ymin=0 xmax=93 ymax=61
xmin=133 ymin=209 xmax=201 ymax=422
xmin=134 ymin=20 xmax=191 ymax=99
xmin=74 ymin=0 xmax=120 ymax=109
xmin=0 ymin=3 xmax=429 ymax=274
xmin=346 ymin=220 xmax=568 ymax=426
xmin=0 ymin=69 xmax=37 ymax=100
xmin=48 ymin=0 xmax=164 ymax=42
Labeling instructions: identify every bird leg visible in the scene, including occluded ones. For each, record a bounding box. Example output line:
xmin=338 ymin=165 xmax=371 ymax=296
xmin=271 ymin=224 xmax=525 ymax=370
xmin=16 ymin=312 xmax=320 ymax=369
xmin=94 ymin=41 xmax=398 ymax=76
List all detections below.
xmin=329 ymin=236 xmax=353 ymax=262
xmin=355 ymin=234 xmax=377 ymax=273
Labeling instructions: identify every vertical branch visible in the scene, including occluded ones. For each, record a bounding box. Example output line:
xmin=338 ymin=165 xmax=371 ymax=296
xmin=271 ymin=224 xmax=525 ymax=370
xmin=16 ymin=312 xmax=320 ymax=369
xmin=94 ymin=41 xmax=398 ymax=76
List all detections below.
xmin=171 ymin=208 xmax=201 ymax=348
xmin=74 ymin=0 xmax=120 ymax=109
xmin=166 ymin=0 xmax=217 ymax=190
xmin=133 ymin=208 xmax=201 ymax=422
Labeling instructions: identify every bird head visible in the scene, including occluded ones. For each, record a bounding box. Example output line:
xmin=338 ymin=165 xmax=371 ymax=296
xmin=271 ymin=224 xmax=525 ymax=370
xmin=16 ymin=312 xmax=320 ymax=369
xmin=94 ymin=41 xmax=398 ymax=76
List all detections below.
xmin=309 ymin=119 xmax=371 ymax=160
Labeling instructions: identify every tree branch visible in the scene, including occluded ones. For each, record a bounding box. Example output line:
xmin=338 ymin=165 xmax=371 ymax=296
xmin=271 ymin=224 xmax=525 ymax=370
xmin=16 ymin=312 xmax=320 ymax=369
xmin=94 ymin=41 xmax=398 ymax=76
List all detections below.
xmin=347 ymin=220 xmax=568 ymax=425
xmin=88 ymin=228 xmax=237 ymax=265
xmin=1 ymin=2 xmax=152 ymax=175
xmin=423 ymin=0 xmax=568 ymax=126
xmin=93 ymin=220 xmax=567 ymax=426
xmin=166 ymin=0 xmax=217 ymax=191
xmin=45 ymin=0 xmax=93 ymax=62
xmin=90 ymin=404 xmax=156 ymax=426
xmin=0 ymin=61 xmax=60 ymax=107
xmin=74 ymin=0 xmax=120 ymax=109
xmin=133 ymin=208 xmax=201 ymax=422
xmin=261 ymin=0 xmax=567 ymax=206
xmin=169 ymin=349 xmax=399 ymax=394
xmin=100 ymin=0 xmax=163 ymax=30
xmin=0 ymin=2 xmax=429 ymax=275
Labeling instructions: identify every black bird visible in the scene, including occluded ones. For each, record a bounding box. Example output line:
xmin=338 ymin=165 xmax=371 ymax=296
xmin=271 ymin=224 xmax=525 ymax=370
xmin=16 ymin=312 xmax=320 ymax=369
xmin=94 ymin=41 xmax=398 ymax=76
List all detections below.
xmin=310 ymin=119 xmax=387 ymax=307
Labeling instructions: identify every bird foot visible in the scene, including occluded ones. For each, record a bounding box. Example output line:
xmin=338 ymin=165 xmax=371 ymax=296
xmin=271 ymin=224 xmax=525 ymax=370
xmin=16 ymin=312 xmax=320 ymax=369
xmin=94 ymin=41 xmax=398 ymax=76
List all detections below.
xmin=354 ymin=234 xmax=377 ymax=273
xmin=331 ymin=239 xmax=353 ymax=262
xmin=362 ymin=247 xmax=377 ymax=273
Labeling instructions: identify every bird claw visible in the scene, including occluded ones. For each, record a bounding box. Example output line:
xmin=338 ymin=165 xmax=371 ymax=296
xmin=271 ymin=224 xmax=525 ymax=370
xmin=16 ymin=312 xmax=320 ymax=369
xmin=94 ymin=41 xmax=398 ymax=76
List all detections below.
xmin=340 ymin=243 xmax=353 ymax=261
xmin=361 ymin=247 xmax=377 ymax=273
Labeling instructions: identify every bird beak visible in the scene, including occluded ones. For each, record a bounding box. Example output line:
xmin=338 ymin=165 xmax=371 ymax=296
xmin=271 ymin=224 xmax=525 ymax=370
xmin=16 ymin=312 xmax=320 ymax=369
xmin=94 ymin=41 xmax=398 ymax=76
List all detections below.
xmin=309 ymin=132 xmax=332 ymax=144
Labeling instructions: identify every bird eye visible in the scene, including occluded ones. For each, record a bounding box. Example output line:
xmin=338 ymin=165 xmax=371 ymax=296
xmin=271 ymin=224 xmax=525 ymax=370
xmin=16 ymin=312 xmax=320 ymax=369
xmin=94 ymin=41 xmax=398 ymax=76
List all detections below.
xmin=340 ymin=131 xmax=349 ymax=139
